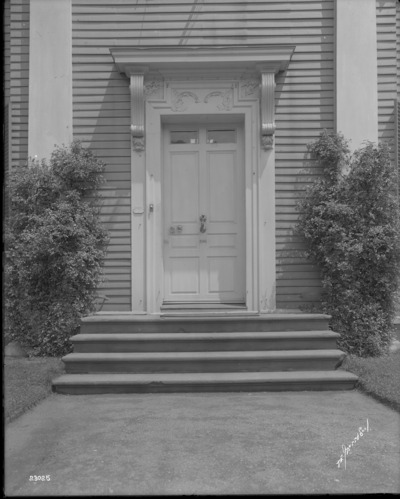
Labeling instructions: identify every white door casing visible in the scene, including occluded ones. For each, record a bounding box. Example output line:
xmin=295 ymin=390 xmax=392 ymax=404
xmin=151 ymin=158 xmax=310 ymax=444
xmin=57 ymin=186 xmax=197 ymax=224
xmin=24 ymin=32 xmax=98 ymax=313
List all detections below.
xmin=163 ymin=123 xmax=245 ymax=304
xmin=143 ymin=80 xmax=275 ymax=314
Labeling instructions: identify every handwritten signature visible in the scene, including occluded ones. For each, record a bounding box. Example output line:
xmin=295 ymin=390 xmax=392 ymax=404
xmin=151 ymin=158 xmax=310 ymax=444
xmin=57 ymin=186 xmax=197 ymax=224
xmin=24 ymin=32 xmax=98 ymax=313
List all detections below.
xmin=336 ymin=419 xmax=370 ymax=470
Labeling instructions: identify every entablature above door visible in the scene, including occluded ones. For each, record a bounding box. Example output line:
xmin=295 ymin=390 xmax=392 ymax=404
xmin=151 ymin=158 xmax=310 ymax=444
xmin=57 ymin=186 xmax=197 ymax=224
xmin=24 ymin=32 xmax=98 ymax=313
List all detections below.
xmin=110 ymin=45 xmax=295 ymax=151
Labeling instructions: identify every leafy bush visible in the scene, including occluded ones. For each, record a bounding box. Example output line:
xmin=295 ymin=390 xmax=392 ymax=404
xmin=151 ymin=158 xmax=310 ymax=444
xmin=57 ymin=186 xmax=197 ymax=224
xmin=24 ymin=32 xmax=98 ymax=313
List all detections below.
xmin=297 ymin=131 xmax=400 ymax=357
xmin=5 ymin=142 xmax=109 ymax=356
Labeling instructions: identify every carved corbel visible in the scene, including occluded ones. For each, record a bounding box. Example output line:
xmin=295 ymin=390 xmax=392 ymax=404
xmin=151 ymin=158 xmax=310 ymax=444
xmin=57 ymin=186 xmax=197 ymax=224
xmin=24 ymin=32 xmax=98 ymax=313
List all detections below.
xmin=130 ymin=72 xmax=145 ymax=153
xmin=260 ymin=71 xmax=276 ymax=150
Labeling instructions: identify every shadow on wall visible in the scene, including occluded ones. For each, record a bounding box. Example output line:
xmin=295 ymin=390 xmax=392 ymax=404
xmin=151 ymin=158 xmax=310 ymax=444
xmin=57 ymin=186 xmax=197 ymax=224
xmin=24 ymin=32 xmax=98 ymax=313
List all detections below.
xmin=275 ymin=144 xmax=324 ymax=313
xmin=74 ymin=65 xmax=133 ymax=312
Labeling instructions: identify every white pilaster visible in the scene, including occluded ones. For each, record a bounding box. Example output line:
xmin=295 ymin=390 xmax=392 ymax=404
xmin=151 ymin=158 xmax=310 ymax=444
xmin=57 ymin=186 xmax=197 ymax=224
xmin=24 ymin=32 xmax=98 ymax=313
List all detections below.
xmin=28 ymin=0 xmax=72 ymax=160
xmin=335 ymin=0 xmax=378 ymax=150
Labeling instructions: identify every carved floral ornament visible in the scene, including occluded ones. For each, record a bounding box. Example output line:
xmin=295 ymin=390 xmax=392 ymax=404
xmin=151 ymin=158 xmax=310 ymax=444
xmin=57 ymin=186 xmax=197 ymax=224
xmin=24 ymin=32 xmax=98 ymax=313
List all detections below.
xmin=144 ymin=78 xmax=163 ymax=99
xmin=171 ymin=88 xmax=234 ymax=112
xmin=239 ymin=74 xmax=260 ymax=98
xmin=109 ymin=45 xmax=295 ymax=153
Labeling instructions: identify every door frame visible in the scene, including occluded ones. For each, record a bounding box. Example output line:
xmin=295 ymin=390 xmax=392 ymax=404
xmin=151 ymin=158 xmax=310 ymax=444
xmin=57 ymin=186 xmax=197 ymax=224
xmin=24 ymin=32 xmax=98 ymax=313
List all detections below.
xmin=144 ymin=81 xmax=271 ymax=314
xmin=161 ymin=120 xmax=246 ymax=306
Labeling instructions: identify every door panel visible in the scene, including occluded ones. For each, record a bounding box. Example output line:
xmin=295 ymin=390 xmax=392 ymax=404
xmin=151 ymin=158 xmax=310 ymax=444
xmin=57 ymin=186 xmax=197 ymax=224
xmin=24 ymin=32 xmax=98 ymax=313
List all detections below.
xmin=170 ymin=151 xmax=199 ymax=223
xmin=170 ymin=257 xmax=200 ymax=294
xmin=163 ymin=123 xmax=245 ymax=304
xmin=208 ymin=151 xmax=237 ymax=223
xmin=208 ymin=256 xmax=237 ymax=293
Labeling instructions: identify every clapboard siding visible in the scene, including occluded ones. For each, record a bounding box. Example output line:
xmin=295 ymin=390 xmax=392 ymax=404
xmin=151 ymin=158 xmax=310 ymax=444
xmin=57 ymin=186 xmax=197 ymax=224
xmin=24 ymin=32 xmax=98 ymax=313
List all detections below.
xmin=4 ymin=1 xmax=11 ymax=199
xmin=397 ymin=2 xmax=400 ymax=98
xmin=4 ymin=1 xmax=10 ymax=103
xmin=9 ymin=0 xmax=29 ymax=167
xmin=376 ymin=0 xmax=397 ymax=153
xmin=396 ymin=2 xmax=400 ymax=191
xmin=72 ymin=0 xmax=336 ymax=311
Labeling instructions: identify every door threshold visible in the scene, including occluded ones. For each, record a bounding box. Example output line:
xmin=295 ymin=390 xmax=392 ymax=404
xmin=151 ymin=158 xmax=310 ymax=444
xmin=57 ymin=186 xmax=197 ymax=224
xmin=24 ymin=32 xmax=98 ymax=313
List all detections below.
xmin=160 ymin=311 xmax=259 ymax=318
xmin=161 ymin=303 xmax=246 ymax=310
xmin=160 ymin=303 xmax=257 ymax=317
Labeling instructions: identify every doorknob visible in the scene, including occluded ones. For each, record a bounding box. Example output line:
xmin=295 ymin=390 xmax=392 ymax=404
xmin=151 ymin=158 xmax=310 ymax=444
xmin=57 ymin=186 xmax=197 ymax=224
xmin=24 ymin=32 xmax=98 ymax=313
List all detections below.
xmin=199 ymin=215 xmax=207 ymax=233
xmin=169 ymin=225 xmax=183 ymax=234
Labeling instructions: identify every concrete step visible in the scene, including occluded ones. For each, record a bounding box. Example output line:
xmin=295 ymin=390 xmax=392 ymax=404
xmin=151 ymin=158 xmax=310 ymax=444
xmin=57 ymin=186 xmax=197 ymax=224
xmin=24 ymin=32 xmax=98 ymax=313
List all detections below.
xmin=52 ymin=370 xmax=358 ymax=394
xmin=80 ymin=314 xmax=331 ymax=334
xmin=62 ymin=349 xmax=345 ymax=374
xmin=71 ymin=331 xmax=340 ymax=353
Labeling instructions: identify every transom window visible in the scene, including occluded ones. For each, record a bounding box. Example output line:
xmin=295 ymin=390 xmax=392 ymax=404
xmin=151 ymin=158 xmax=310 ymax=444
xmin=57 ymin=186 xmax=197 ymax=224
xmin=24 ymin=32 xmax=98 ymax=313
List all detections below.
xmin=170 ymin=128 xmax=236 ymax=145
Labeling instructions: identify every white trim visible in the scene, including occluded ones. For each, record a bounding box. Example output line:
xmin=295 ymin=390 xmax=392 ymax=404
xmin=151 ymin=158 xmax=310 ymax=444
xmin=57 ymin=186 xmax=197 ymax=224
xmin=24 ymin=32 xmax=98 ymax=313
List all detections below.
xmin=335 ymin=0 xmax=378 ymax=150
xmin=28 ymin=0 xmax=72 ymax=161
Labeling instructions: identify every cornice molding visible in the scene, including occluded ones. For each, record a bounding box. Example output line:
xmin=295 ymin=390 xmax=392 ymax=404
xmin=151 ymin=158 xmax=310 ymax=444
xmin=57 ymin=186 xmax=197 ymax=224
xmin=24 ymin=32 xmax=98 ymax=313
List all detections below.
xmin=110 ymin=45 xmax=295 ymax=76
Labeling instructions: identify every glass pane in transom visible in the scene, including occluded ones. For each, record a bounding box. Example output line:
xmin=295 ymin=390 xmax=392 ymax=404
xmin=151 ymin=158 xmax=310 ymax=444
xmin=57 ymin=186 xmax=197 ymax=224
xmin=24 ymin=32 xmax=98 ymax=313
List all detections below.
xmin=207 ymin=129 xmax=236 ymax=144
xmin=170 ymin=130 xmax=199 ymax=144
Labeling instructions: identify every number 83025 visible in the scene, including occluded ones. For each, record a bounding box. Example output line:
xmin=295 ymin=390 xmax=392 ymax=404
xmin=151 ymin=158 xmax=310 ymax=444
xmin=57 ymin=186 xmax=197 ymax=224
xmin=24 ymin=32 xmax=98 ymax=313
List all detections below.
xmin=29 ymin=475 xmax=51 ymax=481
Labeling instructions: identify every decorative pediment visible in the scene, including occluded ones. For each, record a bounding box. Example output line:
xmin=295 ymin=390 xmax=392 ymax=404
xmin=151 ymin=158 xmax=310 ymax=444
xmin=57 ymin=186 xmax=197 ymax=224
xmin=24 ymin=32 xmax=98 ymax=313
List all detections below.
xmin=110 ymin=45 xmax=295 ymax=151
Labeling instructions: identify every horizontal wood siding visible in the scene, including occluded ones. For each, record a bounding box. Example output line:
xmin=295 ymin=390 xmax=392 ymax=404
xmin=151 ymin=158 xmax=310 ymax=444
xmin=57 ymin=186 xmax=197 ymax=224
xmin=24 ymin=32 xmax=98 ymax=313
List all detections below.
xmin=396 ymin=1 xmax=400 ymax=193
xmin=73 ymin=1 xmax=131 ymax=312
xmin=397 ymin=1 xmax=400 ymax=98
xmin=273 ymin=1 xmax=334 ymax=309
xmin=9 ymin=0 xmax=29 ymax=167
xmin=4 ymin=0 xmax=11 ymax=194
xmin=4 ymin=1 xmax=10 ymax=104
xmin=376 ymin=0 xmax=397 ymax=149
xmin=72 ymin=0 xmax=336 ymax=311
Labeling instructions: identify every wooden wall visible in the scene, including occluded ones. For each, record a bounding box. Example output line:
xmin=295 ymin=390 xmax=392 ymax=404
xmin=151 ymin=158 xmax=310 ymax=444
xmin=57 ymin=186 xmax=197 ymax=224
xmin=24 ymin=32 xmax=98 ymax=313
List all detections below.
xmin=397 ymin=1 xmax=400 ymax=98
xmin=71 ymin=0 xmax=337 ymax=311
xmin=4 ymin=1 xmax=10 ymax=105
xmin=72 ymin=1 xmax=132 ymax=312
xmin=5 ymin=0 xmax=398 ymax=313
xmin=8 ymin=0 xmax=29 ymax=168
xmin=376 ymin=0 xmax=398 ymax=148
xmin=396 ymin=0 xmax=400 ymax=190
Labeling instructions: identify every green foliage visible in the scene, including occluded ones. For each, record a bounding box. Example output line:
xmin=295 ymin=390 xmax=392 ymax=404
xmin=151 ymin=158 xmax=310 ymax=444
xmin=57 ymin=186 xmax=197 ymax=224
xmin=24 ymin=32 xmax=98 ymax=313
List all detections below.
xmin=5 ymin=142 xmax=109 ymax=356
xmin=297 ymin=131 xmax=400 ymax=357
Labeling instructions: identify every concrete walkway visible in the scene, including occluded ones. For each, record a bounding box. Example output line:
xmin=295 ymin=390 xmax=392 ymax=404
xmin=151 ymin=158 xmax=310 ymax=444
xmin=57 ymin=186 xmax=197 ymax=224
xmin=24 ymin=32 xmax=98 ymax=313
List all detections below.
xmin=5 ymin=391 xmax=400 ymax=496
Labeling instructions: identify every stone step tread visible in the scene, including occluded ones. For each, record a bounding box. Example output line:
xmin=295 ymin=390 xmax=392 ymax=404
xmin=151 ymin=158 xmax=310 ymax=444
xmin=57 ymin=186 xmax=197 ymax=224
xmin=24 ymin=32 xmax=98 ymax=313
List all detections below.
xmin=82 ymin=313 xmax=330 ymax=323
xmin=53 ymin=370 xmax=357 ymax=386
xmin=63 ymin=349 xmax=344 ymax=362
xmin=71 ymin=330 xmax=338 ymax=342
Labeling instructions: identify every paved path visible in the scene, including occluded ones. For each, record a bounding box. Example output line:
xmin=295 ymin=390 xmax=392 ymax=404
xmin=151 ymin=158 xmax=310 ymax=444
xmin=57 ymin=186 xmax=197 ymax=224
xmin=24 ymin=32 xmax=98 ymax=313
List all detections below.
xmin=5 ymin=391 xmax=400 ymax=495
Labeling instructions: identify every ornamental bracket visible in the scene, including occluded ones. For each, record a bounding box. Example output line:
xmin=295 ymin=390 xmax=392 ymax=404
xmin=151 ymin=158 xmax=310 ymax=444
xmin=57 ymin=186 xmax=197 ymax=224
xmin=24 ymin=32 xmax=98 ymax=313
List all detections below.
xmin=260 ymin=71 xmax=276 ymax=151
xmin=129 ymin=69 xmax=146 ymax=153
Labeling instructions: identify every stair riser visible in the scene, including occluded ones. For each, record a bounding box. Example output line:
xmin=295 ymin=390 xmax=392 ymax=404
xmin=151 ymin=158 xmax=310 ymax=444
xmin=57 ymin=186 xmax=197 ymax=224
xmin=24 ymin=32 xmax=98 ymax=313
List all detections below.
xmin=73 ymin=338 xmax=338 ymax=353
xmin=65 ymin=358 xmax=339 ymax=374
xmin=81 ymin=319 xmax=329 ymax=335
xmin=53 ymin=380 xmax=356 ymax=395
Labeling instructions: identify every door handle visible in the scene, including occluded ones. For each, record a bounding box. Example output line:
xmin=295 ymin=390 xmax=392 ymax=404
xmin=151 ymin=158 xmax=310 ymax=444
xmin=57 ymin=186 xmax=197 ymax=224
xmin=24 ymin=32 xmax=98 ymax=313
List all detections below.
xmin=169 ymin=225 xmax=183 ymax=234
xmin=199 ymin=215 xmax=207 ymax=233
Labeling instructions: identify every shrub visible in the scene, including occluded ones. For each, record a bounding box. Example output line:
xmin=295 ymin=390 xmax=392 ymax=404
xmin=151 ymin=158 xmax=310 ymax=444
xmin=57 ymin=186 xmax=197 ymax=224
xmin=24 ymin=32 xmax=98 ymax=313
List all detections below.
xmin=4 ymin=142 xmax=109 ymax=356
xmin=297 ymin=131 xmax=400 ymax=357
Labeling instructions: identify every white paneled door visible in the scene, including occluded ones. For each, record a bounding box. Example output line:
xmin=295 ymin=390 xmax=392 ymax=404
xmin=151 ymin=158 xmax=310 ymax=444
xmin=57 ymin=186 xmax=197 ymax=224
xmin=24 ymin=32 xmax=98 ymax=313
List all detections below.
xmin=163 ymin=124 xmax=245 ymax=304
